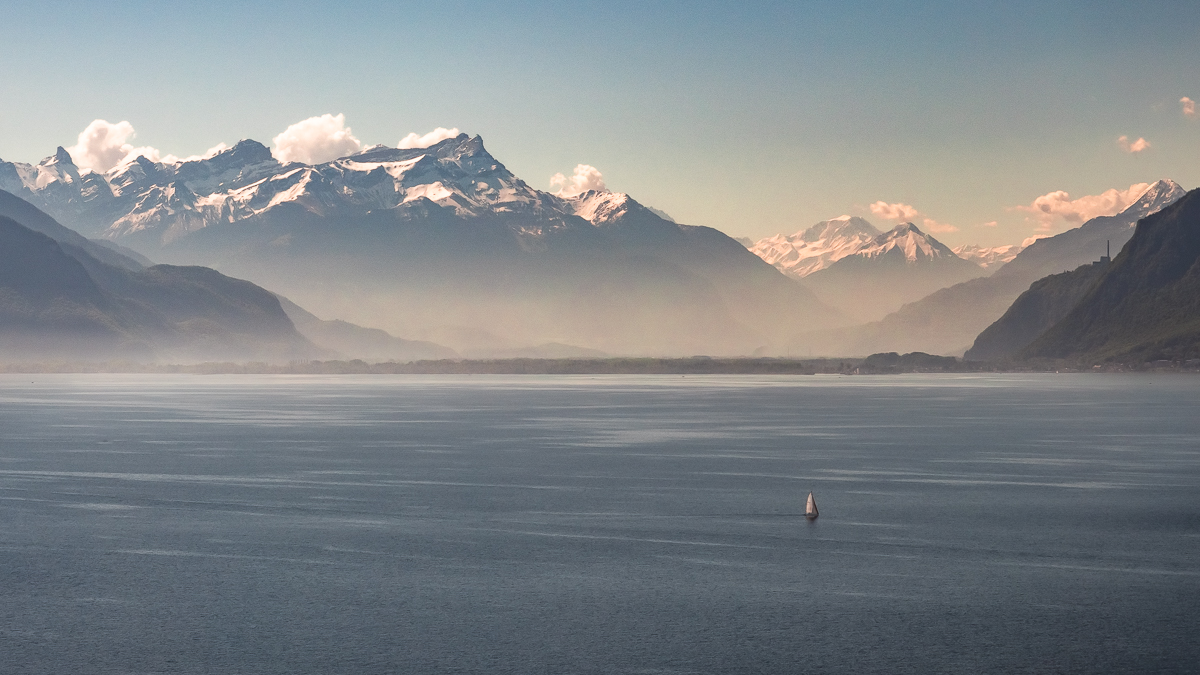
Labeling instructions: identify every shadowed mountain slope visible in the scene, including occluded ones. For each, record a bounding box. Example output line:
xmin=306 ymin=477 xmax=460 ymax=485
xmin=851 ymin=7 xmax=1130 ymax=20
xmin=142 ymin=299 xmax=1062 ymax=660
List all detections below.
xmin=0 ymin=210 xmax=317 ymax=363
xmin=964 ymin=263 xmax=1108 ymax=361
xmin=0 ymin=188 xmax=149 ymax=271
xmin=1021 ymin=189 xmax=1200 ymax=363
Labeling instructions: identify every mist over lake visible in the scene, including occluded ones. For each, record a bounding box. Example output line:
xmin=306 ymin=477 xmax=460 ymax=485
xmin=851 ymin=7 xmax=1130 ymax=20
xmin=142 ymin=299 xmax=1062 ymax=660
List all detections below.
xmin=2 ymin=373 xmax=1197 ymax=674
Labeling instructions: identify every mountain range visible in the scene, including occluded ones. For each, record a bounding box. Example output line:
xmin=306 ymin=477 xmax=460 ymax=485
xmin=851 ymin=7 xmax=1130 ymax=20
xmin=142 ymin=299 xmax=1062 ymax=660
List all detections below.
xmin=786 ymin=180 xmax=1186 ymax=356
xmin=749 ymin=216 xmax=986 ymax=321
xmin=0 ymin=187 xmax=478 ymax=363
xmin=1 ymin=135 xmax=839 ymax=356
xmin=2 ymin=133 xmax=1190 ymax=362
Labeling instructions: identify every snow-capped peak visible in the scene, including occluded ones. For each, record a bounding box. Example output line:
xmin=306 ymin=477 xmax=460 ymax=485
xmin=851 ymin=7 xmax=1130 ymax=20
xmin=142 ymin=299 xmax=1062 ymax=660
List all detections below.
xmin=568 ymin=189 xmax=629 ymax=224
xmin=748 ymin=215 xmax=882 ymax=278
xmin=29 ymin=146 xmax=81 ymax=189
xmin=1119 ymin=179 xmax=1186 ymax=222
xmin=952 ymin=243 xmax=1024 ymax=270
xmin=853 ymin=222 xmax=955 ymax=263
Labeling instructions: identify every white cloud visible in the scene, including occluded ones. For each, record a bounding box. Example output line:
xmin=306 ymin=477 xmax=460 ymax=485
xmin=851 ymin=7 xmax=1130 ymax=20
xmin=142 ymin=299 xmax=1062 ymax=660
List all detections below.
xmin=550 ymin=164 xmax=608 ymax=198
xmin=868 ymin=200 xmax=958 ymax=233
xmin=868 ymin=198 xmax=960 ymax=233
xmin=1182 ymin=97 xmax=1196 ymax=118
xmin=398 ymin=127 xmax=461 ymax=149
xmin=1022 ymin=234 xmax=1051 ymax=247
xmin=1014 ymin=182 xmax=1151 ymax=230
xmin=980 ymin=220 xmax=998 ymax=228
xmin=272 ymin=113 xmax=362 ymax=164
xmin=921 ymin=217 xmax=959 ymax=234
xmin=1117 ymin=135 xmax=1150 ymax=153
xmin=869 ymin=201 xmax=920 ymax=222
xmin=66 ymin=119 xmax=163 ymax=172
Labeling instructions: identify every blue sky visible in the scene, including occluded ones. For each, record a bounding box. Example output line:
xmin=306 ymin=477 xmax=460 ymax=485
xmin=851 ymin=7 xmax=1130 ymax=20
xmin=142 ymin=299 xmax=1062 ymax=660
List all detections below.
xmin=3 ymin=0 xmax=1199 ymax=246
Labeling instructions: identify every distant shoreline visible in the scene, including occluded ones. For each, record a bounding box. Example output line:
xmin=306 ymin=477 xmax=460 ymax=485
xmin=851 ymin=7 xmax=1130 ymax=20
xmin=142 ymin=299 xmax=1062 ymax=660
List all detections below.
xmin=1 ymin=355 xmax=1197 ymax=375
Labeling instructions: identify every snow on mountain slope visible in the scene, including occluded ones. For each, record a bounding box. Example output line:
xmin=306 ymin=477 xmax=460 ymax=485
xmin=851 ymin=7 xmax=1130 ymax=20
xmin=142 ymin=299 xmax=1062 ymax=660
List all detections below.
xmin=800 ymin=223 xmax=987 ymax=323
xmin=847 ymin=222 xmax=964 ymax=263
xmin=2 ymin=134 xmax=729 ymax=251
xmin=994 ymin=178 xmax=1186 ymax=283
xmin=0 ymin=134 xmax=580 ymax=243
xmin=952 ymin=243 xmax=1024 ymax=270
xmin=1119 ymin=179 xmax=1186 ymax=222
xmin=748 ymin=216 xmax=882 ymax=278
xmin=751 ymin=217 xmax=970 ymax=281
xmin=569 ymin=190 xmax=633 ymax=224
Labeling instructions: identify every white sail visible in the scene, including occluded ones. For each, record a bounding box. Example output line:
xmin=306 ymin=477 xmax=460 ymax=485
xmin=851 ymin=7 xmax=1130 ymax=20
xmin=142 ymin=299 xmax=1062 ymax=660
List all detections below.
xmin=806 ymin=491 xmax=818 ymax=519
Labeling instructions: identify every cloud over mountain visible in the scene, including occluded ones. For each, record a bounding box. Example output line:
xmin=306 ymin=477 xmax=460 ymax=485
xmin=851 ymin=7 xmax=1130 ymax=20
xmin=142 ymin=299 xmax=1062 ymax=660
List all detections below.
xmin=550 ymin=164 xmax=607 ymax=198
xmin=920 ymin=218 xmax=958 ymax=234
xmin=66 ymin=119 xmax=161 ymax=173
xmin=272 ymin=113 xmax=362 ymax=164
xmin=398 ymin=127 xmax=461 ymax=149
xmin=869 ymin=201 xmax=956 ymax=233
xmin=869 ymin=201 xmax=919 ymax=222
xmin=1015 ymin=182 xmax=1153 ymax=230
xmin=1182 ymin=97 xmax=1195 ymax=118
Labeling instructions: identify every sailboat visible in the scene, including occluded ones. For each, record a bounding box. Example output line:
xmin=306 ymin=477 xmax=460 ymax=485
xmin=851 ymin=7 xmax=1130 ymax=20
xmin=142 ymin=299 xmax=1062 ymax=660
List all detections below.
xmin=805 ymin=491 xmax=819 ymax=521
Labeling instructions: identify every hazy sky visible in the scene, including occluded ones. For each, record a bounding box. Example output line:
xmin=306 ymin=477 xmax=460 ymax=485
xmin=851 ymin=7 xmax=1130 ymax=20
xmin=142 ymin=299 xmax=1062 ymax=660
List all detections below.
xmin=3 ymin=0 xmax=1199 ymax=246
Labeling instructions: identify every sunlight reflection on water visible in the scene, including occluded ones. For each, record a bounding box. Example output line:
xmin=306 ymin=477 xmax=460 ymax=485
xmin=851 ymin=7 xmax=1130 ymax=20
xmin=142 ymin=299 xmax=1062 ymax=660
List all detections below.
xmin=0 ymin=373 xmax=1197 ymax=674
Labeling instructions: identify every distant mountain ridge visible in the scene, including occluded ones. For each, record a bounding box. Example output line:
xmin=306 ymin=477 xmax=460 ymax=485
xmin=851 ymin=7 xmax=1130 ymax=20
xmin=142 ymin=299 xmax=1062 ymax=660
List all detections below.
xmin=952 ymin=243 xmax=1024 ymax=270
xmin=1 ymin=135 xmax=839 ymax=356
xmin=789 ymin=180 xmax=1186 ymax=356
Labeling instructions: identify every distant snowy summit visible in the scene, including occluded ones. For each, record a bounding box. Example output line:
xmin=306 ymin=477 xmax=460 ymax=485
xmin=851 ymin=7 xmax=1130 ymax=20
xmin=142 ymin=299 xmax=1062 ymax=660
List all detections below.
xmin=748 ymin=215 xmax=971 ymax=279
xmin=749 ymin=178 xmax=1185 ymax=281
xmin=749 ymin=216 xmax=881 ymax=278
xmin=846 ymin=222 xmax=964 ymax=265
xmin=1119 ymin=179 xmax=1186 ymax=222
xmin=952 ymin=243 xmax=1024 ymax=270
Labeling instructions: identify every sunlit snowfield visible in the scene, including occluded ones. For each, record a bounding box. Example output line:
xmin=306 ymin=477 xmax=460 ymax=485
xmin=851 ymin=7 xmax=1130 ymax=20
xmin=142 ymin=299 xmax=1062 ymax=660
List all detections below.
xmin=1 ymin=374 xmax=1198 ymax=674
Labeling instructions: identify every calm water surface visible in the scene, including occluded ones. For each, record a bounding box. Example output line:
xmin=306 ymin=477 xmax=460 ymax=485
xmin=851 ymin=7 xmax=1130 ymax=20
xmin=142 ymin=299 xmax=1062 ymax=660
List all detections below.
xmin=0 ymin=374 xmax=1197 ymax=674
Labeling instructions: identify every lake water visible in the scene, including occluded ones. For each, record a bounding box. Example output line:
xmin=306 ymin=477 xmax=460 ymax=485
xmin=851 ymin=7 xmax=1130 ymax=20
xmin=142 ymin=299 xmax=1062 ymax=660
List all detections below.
xmin=1 ymin=374 xmax=1197 ymax=674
